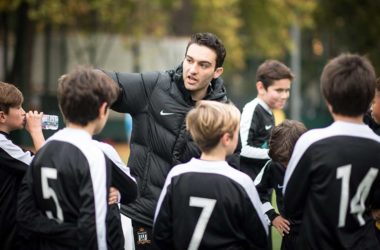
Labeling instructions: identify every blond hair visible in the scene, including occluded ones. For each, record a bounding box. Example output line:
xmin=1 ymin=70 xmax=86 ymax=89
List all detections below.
xmin=186 ymin=100 xmax=240 ymax=153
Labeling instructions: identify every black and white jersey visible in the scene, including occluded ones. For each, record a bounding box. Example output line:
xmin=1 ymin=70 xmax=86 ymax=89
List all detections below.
xmin=240 ymin=97 xmax=274 ymax=179
xmin=17 ymin=128 xmax=137 ymax=250
xmin=283 ymin=121 xmax=380 ymax=250
xmin=153 ymin=158 xmax=268 ymax=250
xmin=0 ymin=131 xmax=34 ymax=250
xmin=254 ymin=160 xmax=285 ymax=224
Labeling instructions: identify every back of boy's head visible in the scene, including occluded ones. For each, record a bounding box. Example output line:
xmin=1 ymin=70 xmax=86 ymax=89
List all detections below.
xmin=186 ymin=100 xmax=240 ymax=153
xmin=376 ymin=78 xmax=380 ymax=92
xmin=269 ymin=119 xmax=307 ymax=167
xmin=321 ymin=53 xmax=376 ymax=116
xmin=58 ymin=67 xmax=119 ymax=126
xmin=0 ymin=82 xmax=24 ymax=114
xmin=256 ymin=60 xmax=294 ymax=89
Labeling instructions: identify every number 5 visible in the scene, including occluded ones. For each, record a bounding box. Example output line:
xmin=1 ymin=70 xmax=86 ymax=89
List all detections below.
xmin=41 ymin=167 xmax=64 ymax=222
xmin=188 ymin=197 xmax=216 ymax=250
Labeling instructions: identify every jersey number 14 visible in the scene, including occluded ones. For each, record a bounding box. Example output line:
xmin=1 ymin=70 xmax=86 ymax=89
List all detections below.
xmin=336 ymin=164 xmax=378 ymax=227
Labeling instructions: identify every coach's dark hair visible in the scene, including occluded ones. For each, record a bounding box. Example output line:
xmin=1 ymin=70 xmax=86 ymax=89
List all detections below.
xmin=58 ymin=67 xmax=119 ymax=126
xmin=321 ymin=54 xmax=376 ymax=116
xmin=269 ymin=120 xmax=307 ymax=167
xmin=256 ymin=60 xmax=294 ymax=89
xmin=185 ymin=32 xmax=226 ymax=68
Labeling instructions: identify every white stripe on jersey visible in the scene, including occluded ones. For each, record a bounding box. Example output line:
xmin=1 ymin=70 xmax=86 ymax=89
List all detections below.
xmin=154 ymin=158 xmax=268 ymax=235
xmin=47 ymin=128 xmax=108 ymax=250
xmin=240 ymin=97 xmax=271 ymax=160
xmin=283 ymin=121 xmax=380 ymax=194
xmin=254 ymin=160 xmax=272 ymax=185
xmin=93 ymin=140 xmax=136 ymax=183
xmin=0 ymin=133 xmax=33 ymax=165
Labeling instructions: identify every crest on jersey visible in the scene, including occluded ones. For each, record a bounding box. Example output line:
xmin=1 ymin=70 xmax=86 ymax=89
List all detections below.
xmin=136 ymin=227 xmax=151 ymax=245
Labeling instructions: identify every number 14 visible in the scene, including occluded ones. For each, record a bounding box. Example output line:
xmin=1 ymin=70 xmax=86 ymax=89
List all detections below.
xmin=337 ymin=164 xmax=378 ymax=227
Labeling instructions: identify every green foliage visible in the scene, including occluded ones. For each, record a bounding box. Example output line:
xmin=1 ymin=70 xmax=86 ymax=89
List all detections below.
xmin=314 ymin=0 xmax=380 ymax=72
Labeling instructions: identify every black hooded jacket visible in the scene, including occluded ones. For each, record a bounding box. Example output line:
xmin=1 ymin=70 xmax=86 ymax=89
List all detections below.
xmin=106 ymin=65 xmax=239 ymax=227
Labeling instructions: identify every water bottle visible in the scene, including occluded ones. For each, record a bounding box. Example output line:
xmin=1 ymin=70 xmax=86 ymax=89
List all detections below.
xmin=41 ymin=115 xmax=59 ymax=130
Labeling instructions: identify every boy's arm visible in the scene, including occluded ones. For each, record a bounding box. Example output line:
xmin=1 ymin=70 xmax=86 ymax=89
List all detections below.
xmin=254 ymin=161 xmax=277 ymax=223
xmin=240 ymin=105 xmax=270 ymax=160
xmin=101 ymin=70 xmax=159 ymax=114
xmin=25 ymin=111 xmax=45 ymax=151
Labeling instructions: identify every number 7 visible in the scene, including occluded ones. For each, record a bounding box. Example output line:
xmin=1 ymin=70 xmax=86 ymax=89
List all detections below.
xmin=188 ymin=197 xmax=216 ymax=250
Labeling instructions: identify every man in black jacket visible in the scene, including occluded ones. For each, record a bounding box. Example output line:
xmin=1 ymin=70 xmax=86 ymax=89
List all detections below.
xmin=103 ymin=32 xmax=239 ymax=249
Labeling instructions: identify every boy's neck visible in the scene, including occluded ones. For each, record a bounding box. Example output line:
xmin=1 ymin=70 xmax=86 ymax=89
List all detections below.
xmin=332 ymin=113 xmax=363 ymax=124
xmin=66 ymin=122 xmax=96 ymax=136
xmin=200 ymin=148 xmax=227 ymax=161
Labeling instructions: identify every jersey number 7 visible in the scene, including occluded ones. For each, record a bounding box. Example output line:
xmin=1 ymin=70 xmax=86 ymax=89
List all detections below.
xmin=188 ymin=196 xmax=216 ymax=250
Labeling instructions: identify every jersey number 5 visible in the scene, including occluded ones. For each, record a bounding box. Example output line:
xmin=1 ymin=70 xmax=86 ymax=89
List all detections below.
xmin=41 ymin=167 xmax=64 ymax=222
xmin=336 ymin=164 xmax=378 ymax=227
xmin=188 ymin=197 xmax=216 ymax=250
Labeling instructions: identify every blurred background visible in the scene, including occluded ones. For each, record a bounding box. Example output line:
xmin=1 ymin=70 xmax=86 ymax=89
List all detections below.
xmin=1 ymin=0 xmax=380 ymax=146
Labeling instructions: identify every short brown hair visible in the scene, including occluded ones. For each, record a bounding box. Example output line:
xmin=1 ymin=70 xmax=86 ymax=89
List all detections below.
xmin=321 ymin=53 xmax=376 ymax=116
xmin=0 ymin=81 xmax=24 ymax=114
xmin=268 ymin=119 xmax=307 ymax=167
xmin=376 ymin=78 xmax=380 ymax=92
xmin=58 ymin=67 xmax=119 ymax=126
xmin=186 ymin=101 xmax=240 ymax=153
xmin=256 ymin=60 xmax=294 ymax=89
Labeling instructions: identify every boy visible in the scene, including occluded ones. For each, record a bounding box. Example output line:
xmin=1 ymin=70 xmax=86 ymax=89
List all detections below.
xmin=153 ymin=101 xmax=267 ymax=250
xmin=364 ymin=77 xmax=380 ymax=135
xmin=283 ymin=54 xmax=380 ymax=249
xmin=254 ymin=120 xmax=307 ymax=236
xmin=17 ymin=68 xmax=137 ymax=249
xmin=240 ymin=59 xmax=294 ymax=180
xmin=0 ymin=81 xmax=45 ymax=250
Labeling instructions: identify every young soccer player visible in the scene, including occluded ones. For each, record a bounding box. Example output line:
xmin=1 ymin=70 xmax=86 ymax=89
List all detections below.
xmin=283 ymin=54 xmax=380 ymax=249
xmin=153 ymin=100 xmax=268 ymax=250
xmin=17 ymin=67 xmax=137 ymax=249
xmin=254 ymin=120 xmax=307 ymax=241
xmin=240 ymin=59 xmax=294 ymax=180
xmin=364 ymin=77 xmax=380 ymax=135
xmin=0 ymin=81 xmax=45 ymax=250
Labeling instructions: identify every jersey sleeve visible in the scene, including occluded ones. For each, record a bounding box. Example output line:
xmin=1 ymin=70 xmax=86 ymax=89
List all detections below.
xmin=95 ymin=141 xmax=137 ymax=204
xmin=242 ymin=180 xmax=269 ymax=249
xmin=103 ymin=70 xmax=159 ymax=114
xmin=254 ymin=161 xmax=279 ymax=223
xmin=153 ymin=177 xmax=175 ymax=250
xmin=283 ymin=144 xmax=312 ymax=223
xmin=0 ymin=137 xmax=33 ymax=173
xmin=240 ymin=104 xmax=269 ymax=160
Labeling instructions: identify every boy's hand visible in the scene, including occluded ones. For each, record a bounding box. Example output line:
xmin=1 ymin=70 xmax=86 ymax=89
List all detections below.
xmin=272 ymin=215 xmax=290 ymax=236
xmin=25 ymin=110 xmax=43 ymax=134
xmin=108 ymin=187 xmax=120 ymax=205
